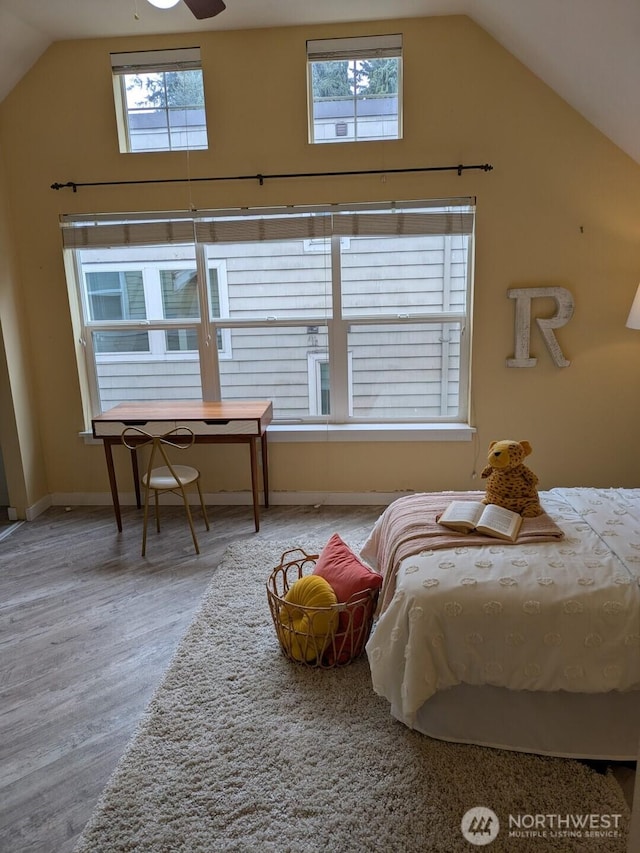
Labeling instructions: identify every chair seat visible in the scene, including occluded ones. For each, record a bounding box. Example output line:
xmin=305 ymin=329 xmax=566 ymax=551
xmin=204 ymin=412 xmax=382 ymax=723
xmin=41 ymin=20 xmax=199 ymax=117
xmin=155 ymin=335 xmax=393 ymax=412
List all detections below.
xmin=144 ymin=465 xmax=200 ymax=490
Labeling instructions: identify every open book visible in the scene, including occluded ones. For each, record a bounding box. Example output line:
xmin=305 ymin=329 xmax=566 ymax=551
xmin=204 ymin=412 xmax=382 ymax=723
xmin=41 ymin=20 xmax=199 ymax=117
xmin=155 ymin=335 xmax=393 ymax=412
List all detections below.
xmin=437 ymin=500 xmax=523 ymax=542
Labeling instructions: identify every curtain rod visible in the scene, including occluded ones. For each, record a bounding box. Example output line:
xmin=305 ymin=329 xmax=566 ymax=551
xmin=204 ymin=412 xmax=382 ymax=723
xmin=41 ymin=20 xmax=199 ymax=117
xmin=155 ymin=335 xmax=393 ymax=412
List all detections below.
xmin=50 ymin=162 xmax=493 ymax=192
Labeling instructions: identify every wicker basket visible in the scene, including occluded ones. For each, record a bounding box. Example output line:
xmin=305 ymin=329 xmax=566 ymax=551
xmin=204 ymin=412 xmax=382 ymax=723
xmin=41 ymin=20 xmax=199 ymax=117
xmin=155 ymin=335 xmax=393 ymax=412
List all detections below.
xmin=266 ymin=548 xmax=378 ymax=668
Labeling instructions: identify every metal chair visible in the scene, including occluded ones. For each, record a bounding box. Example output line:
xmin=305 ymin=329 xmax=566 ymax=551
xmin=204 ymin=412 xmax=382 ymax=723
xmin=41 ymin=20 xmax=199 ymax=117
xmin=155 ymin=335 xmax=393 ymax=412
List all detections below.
xmin=121 ymin=426 xmax=210 ymax=556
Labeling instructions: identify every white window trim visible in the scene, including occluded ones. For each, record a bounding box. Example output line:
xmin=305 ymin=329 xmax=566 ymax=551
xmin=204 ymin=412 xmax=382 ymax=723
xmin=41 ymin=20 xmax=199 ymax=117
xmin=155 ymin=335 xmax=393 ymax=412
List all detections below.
xmin=306 ymin=34 xmax=403 ymax=145
xmin=207 ymin=259 xmax=232 ymax=360
xmin=267 ymin=422 xmax=475 ymax=442
xmin=308 ymin=351 xmax=354 ymax=417
xmin=81 ymin=259 xmax=230 ymax=361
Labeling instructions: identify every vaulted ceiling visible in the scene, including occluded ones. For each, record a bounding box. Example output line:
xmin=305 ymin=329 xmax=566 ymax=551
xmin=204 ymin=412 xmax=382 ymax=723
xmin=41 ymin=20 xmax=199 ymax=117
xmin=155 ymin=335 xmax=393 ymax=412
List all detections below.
xmin=1 ymin=0 xmax=639 ymax=164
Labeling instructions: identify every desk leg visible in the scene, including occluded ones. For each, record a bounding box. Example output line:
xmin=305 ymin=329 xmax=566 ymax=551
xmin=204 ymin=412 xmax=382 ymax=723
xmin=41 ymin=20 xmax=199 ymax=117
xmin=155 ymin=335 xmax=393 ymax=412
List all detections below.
xmin=103 ymin=440 xmax=122 ymax=532
xmin=250 ymin=438 xmax=260 ymax=532
xmin=261 ymin=432 xmax=270 ymax=508
xmin=130 ymin=447 xmax=141 ymax=509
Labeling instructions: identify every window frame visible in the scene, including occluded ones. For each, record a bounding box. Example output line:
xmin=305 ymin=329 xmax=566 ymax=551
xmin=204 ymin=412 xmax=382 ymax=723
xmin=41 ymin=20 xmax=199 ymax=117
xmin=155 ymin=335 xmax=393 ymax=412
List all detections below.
xmin=79 ymin=258 xmax=230 ymax=363
xmin=62 ymin=199 xmax=474 ymax=426
xmin=306 ymin=34 xmax=403 ymax=145
xmin=110 ymin=47 xmax=208 ymax=154
xmin=308 ymin=351 xmax=354 ymax=417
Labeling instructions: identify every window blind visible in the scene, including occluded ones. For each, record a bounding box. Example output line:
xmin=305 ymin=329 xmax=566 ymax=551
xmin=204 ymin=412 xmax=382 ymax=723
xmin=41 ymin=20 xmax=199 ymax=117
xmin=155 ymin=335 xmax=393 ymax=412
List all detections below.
xmin=306 ymin=34 xmax=402 ymax=62
xmin=60 ymin=200 xmax=474 ymax=249
xmin=110 ymin=47 xmax=202 ymax=75
xmin=61 ymin=220 xmax=197 ymax=250
xmin=332 ymin=211 xmax=474 ymax=237
xmin=194 ymin=215 xmax=331 ymax=244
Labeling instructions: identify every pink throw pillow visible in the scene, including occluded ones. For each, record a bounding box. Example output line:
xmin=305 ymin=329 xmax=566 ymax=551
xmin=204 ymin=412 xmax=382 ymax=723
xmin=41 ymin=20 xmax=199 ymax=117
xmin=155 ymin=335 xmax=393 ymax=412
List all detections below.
xmin=313 ymin=533 xmax=382 ymax=603
xmin=313 ymin=533 xmax=382 ymax=664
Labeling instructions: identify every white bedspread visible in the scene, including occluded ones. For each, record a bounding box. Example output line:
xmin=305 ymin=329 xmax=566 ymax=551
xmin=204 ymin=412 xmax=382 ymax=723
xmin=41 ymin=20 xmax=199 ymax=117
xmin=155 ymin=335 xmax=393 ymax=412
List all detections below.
xmin=365 ymin=488 xmax=640 ymax=726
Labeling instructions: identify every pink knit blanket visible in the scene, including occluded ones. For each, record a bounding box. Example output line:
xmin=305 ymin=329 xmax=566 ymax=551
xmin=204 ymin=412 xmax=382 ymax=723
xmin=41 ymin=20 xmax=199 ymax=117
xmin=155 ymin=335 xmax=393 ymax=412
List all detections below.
xmin=360 ymin=491 xmax=565 ymax=614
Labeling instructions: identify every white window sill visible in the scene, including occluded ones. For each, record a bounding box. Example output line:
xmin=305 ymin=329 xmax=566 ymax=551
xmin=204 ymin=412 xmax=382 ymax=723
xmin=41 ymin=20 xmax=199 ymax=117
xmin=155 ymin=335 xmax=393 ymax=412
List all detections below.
xmin=267 ymin=423 xmax=475 ymax=442
xmin=82 ymin=423 xmax=475 ymax=444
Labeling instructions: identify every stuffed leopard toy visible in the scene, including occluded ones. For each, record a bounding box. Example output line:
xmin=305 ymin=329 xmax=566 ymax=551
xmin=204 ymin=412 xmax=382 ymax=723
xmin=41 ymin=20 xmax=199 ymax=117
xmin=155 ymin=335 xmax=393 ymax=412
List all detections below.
xmin=481 ymin=439 xmax=543 ymax=517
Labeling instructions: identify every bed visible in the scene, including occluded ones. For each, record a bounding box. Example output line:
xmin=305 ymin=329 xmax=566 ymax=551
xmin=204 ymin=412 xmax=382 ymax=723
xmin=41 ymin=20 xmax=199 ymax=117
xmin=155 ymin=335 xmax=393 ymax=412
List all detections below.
xmin=363 ymin=487 xmax=640 ymax=759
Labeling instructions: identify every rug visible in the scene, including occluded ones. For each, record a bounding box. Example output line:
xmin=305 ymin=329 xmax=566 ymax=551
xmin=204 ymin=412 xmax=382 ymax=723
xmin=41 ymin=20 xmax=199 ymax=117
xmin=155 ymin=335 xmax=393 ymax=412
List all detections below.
xmin=74 ymin=539 xmax=630 ymax=853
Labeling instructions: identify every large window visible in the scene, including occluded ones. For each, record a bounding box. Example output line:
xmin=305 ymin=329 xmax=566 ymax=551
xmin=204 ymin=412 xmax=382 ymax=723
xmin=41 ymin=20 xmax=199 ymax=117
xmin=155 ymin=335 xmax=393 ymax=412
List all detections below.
xmin=307 ymin=35 xmax=402 ymax=144
xmin=62 ymin=200 xmax=474 ymax=424
xmin=111 ymin=48 xmax=208 ymax=153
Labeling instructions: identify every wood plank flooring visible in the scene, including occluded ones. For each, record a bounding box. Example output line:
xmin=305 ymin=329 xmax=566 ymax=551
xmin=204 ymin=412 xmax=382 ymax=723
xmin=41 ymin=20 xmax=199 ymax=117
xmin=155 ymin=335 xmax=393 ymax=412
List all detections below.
xmin=0 ymin=506 xmax=21 ymax=543
xmin=0 ymin=503 xmax=635 ymax=852
xmin=0 ymin=503 xmax=383 ymax=853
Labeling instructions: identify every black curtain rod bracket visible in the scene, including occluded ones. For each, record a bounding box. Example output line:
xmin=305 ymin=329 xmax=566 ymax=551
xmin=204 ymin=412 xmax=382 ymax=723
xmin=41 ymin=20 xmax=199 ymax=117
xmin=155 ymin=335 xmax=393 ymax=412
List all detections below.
xmin=50 ymin=162 xmax=493 ymax=192
xmin=51 ymin=181 xmax=79 ymax=192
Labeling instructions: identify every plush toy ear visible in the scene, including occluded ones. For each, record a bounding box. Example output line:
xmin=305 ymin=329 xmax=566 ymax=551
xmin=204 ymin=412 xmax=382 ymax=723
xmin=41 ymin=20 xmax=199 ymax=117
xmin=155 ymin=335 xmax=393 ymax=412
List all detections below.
xmin=519 ymin=440 xmax=532 ymax=456
xmin=488 ymin=440 xmax=497 ymax=450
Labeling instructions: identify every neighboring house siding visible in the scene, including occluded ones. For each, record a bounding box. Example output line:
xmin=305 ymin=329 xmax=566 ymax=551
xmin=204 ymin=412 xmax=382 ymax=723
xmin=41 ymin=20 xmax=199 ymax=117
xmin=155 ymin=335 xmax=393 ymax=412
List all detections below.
xmin=311 ymin=96 xmax=399 ymax=143
xmin=97 ymin=361 xmax=202 ymax=404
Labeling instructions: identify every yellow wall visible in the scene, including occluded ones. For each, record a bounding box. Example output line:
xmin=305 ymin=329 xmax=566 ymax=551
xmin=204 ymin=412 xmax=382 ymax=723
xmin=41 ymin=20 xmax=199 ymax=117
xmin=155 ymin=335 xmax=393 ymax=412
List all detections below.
xmin=0 ymin=139 xmax=47 ymax=516
xmin=1 ymin=15 xmax=640 ymax=515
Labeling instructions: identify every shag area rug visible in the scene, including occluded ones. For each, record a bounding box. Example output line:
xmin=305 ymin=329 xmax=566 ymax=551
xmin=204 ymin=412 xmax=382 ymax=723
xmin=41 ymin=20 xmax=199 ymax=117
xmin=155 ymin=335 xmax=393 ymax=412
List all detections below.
xmin=74 ymin=539 xmax=630 ymax=853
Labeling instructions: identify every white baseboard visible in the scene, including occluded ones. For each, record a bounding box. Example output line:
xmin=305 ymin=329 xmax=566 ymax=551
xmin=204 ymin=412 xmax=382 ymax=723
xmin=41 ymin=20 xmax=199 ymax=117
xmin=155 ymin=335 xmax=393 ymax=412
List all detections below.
xmin=14 ymin=490 xmax=407 ymax=521
xmin=24 ymin=494 xmax=53 ymax=521
xmin=46 ymin=490 xmax=405 ymax=511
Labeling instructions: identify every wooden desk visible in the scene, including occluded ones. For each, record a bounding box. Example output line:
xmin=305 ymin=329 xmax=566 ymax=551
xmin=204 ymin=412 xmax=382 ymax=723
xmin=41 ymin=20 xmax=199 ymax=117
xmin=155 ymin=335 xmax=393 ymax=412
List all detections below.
xmin=92 ymin=400 xmax=273 ymax=533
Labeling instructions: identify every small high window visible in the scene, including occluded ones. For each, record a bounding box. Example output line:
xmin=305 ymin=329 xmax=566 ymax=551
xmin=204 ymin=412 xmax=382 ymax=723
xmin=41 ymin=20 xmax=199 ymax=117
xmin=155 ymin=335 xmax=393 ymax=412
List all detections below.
xmin=111 ymin=48 xmax=208 ymax=153
xmin=307 ymin=35 xmax=402 ymax=144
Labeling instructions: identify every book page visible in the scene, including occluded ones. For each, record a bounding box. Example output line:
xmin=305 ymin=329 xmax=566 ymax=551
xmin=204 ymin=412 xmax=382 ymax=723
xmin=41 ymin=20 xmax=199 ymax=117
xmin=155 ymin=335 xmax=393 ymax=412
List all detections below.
xmin=439 ymin=500 xmax=483 ymax=526
xmin=478 ymin=504 xmax=520 ymax=536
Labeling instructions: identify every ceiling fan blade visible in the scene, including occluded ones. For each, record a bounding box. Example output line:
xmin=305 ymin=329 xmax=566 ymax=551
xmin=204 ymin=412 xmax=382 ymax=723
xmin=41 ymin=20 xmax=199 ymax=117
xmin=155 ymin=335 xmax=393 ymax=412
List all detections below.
xmin=183 ymin=0 xmax=226 ymax=19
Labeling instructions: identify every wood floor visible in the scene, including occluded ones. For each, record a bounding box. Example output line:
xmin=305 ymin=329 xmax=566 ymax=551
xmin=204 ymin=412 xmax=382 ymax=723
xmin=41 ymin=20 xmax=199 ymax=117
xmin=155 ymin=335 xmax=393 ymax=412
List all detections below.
xmin=0 ymin=503 xmax=384 ymax=853
xmin=1 ymin=503 xmax=635 ymax=853
xmin=0 ymin=505 xmax=21 ymax=541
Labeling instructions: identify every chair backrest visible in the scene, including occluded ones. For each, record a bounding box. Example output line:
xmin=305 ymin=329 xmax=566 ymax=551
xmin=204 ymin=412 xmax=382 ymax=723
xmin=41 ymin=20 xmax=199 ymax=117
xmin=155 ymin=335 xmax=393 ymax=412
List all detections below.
xmin=122 ymin=427 xmax=196 ymax=487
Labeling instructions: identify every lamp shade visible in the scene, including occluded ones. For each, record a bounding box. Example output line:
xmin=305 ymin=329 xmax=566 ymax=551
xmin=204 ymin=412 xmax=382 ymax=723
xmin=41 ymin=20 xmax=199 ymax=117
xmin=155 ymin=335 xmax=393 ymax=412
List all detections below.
xmin=627 ymin=284 xmax=640 ymax=329
xmin=147 ymin=0 xmax=181 ymax=9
